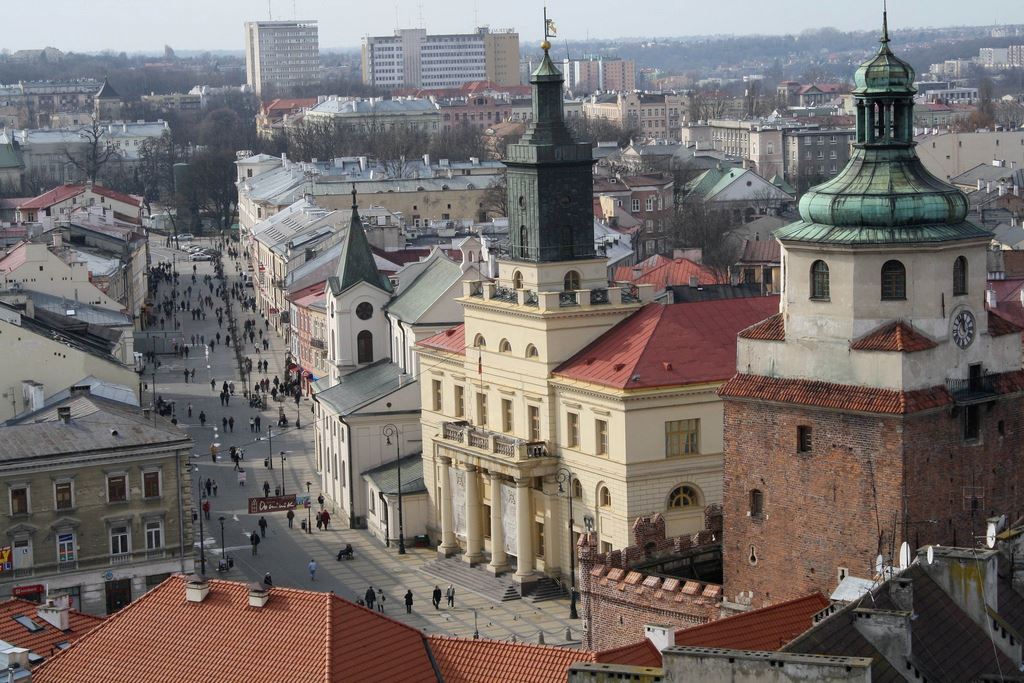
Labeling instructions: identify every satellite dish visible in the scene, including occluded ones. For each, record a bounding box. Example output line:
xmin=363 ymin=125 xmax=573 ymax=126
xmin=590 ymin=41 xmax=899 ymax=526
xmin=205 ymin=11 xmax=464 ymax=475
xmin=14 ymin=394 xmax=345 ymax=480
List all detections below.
xmin=874 ymin=554 xmax=884 ymax=575
xmin=926 ymin=545 xmax=934 ymax=565
xmin=898 ymin=542 xmax=910 ymax=570
xmin=986 ymin=522 xmax=997 ymax=549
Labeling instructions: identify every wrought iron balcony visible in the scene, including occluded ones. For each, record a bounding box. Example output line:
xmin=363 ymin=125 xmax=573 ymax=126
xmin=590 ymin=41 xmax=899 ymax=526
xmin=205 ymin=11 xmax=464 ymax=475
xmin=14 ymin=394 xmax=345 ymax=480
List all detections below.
xmin=945 ymin=373 xmax=997 ymax=404
xmin=621 ymin=285 xmax=641 ymax=304
xmin=469 ymin=281 xmax=484 ymax=298
xmin=559 ymin=291 xmax=579 ymax=307
xmin=492 ymin=286 xmax=518 ymax=303
xmin=590 ymin=288 xmax=610 ymax=305
xmin=310 ymin=338 xmax=326 ymax=350
xmin=441 ymin=421 xmax=549 ymax=461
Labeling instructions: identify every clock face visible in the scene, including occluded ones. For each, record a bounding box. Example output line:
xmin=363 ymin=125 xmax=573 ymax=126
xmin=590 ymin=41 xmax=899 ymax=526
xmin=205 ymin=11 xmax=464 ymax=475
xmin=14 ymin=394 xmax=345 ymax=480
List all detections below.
xmin=951 ymin=309 xmax=976 ymax=349
xmin=356 ymin=302 xmax=373 ymax=320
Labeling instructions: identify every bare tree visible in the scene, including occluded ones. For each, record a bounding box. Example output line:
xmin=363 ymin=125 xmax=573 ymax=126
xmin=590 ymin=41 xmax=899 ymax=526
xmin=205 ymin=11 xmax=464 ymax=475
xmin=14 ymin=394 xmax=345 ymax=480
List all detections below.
xmin=481 ymin=174 xmax=508 ymax=218
xmin=669 ymin=197 xmax=743 ymax=281
xmin=190 ymin=149 xmax=237 ymax=230
xmin=65 ymin=120 xmax=116 ymax=183
xmin=367 ymin=122 xmax=429 ymax=178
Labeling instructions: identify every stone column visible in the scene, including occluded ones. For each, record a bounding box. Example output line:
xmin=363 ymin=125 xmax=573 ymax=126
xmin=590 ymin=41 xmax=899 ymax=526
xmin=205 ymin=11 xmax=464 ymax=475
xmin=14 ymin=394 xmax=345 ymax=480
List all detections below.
xmin=437 ymin=455 xmax=458 ymax=557
xmin=463 ymin=464 xmax=483 ymax=564
xmin=487 ymin=471 xmax=508 ymax=574
xmin=515 ymin=477 xmax=534 ymax=578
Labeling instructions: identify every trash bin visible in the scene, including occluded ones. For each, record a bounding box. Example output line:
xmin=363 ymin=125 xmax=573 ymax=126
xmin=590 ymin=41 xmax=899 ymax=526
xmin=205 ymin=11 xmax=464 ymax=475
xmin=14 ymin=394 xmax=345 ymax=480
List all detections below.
xmin=263 ymin=458 xmax=269 ymax=468
xmin=301 ymin=520 xmax=307 ymax=531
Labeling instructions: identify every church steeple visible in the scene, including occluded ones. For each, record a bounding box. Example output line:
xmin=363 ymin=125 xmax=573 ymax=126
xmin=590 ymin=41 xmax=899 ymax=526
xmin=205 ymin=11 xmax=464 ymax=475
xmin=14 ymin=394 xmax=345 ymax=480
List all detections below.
xmin=503 ymin=20 xmax=595 ymax=263
xmin=328 ymin=185 xmax=392 ymax=295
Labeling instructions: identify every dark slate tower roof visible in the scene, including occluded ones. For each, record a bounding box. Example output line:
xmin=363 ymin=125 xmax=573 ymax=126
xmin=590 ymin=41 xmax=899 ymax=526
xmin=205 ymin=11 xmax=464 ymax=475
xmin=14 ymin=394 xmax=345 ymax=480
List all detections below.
xmin=95 ymin=77 xmax=120 ymax=100
xmin=328 ymin=186 xmax=393 ymax=296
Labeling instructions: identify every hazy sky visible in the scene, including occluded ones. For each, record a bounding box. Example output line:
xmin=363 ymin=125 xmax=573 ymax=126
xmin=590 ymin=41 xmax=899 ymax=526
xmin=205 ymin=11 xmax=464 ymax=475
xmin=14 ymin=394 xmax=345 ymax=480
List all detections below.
xmin=5 ymin=0 xmax=1023 ymax=52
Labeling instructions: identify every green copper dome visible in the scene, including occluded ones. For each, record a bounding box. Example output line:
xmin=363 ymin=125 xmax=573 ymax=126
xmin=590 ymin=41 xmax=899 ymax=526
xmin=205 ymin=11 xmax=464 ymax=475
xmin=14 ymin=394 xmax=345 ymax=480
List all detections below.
xmin=776 ymin=13 xmax=990 ymax=246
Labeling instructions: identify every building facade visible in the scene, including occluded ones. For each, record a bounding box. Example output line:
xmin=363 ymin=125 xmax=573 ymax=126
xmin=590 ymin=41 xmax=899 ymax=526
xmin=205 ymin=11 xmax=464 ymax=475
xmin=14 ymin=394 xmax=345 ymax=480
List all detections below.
xmin=719 ymin=21 xmax=1024 ymax=610
xmin=244 ymin=20 xmax=321 ymax=95
xmin=562 ymin=59 xmax=636 ymax=95
xmin=0 ymin=391 xmax=193 ymax=614
xmin=362 ymin=27 xmax=520 ymax=90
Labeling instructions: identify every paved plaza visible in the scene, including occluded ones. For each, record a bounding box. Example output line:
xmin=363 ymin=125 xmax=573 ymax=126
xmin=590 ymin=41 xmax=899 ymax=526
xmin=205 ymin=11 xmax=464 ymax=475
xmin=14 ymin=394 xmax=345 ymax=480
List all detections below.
xmin=147 ymin=238 xmax=581 ymax=644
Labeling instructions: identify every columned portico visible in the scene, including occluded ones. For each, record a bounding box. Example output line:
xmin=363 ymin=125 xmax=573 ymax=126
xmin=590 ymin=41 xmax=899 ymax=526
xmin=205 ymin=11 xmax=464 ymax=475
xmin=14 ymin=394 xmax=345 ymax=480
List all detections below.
xmin=463 ymin=463 xmax=484 ymax=564
xmin=487 ymin=471 xmax=508 ymax=574
xmin=514 ymin=477 xmax=534 ymax=578
xmin=437 ymin=455 xmax=458 ymax=557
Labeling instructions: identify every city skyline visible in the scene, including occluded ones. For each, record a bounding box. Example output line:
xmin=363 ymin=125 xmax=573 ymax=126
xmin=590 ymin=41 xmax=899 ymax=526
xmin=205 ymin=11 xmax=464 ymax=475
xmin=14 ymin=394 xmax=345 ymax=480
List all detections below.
xmin=3 ymin=0 xmax=1024 ymax=53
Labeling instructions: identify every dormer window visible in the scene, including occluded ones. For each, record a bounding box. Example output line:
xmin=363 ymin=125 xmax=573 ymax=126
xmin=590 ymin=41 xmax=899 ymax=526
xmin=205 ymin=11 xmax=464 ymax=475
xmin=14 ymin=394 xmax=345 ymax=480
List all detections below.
xmin=810 ymin=260 xmax=830 ymax=300
xmin=881 ymin=260 xmax=906 ymax=300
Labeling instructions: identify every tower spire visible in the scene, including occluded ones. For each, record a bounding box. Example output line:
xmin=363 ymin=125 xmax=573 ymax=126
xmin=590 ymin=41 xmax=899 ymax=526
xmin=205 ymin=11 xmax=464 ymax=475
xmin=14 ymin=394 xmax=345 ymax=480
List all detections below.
xmin=351 ymin=183 xmax=358 ymax=212
xmin=881 ymin=0 xmax=890 ymax=45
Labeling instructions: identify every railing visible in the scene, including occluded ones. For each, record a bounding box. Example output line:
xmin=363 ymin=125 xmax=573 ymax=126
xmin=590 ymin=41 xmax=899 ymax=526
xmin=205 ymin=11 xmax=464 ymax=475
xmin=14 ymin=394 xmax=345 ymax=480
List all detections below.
xmin=443 ymin=421 xmax=468 ymax=443
xmin=469 ymin=282 xmax=484 ymax=298
xmin=441 ymin=422 xmax=550 ymax=461
xmin=110 ymin=553 xmax=131 ymax=566
xmin=590 ymin=288 xmax=610 ymax=305
xmin=946 ymin=374 xmax=997 ymax=403
xmin=146 ymin=549 xmax=167 ymax=560
xmin=492 ymin=286 xmax=518 ymax=303
xmin=559 ymin=291 xmax=579 ymax=307
xmin=310 ymin=338 xmax=326 ymax=350
xmin=621 ymin=285 xmax=641 ymax=304
xmin=468 ymin=430 xmax=490 ymax=449
xmin=58 ymin=560 xmax=79 ymax=572
xmin=524 ymin=290 xmax=539 ymax=307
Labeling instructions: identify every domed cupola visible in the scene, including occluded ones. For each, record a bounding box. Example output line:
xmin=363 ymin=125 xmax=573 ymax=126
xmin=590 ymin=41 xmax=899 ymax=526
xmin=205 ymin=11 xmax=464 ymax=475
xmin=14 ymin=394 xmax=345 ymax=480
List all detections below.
xmin=777 ymin=11 xmax=989 ymax=244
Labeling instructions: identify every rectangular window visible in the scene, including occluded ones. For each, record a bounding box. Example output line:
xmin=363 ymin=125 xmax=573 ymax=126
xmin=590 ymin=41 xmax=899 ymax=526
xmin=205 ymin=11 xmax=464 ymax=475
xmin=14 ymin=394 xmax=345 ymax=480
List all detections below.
xmin=110 ymin=526 xmax=130 ymax=556
xmin=431 ymin=379 xmax=442 ymax=412
xmin=535 ymin=522 xmax=545 ymax=558
xmin=595 ymin=419 xmax=608 ymax=455
xmin=665 ymin=419 xmax=700 ymax=456
xmin=107 ymin=475 xmax=127 ymax=503
xmin=528 ymin=405 xmax=541 ymax=441
xmin=10 ymin=487 xmax=28 ymax=515
xmin=454 ymin=385 xmax=465 ymax=418
xmin=55 ymin=482 xmax=73 ymax=510
xmin=476 ymin=392 xmax=488 ymax=427
xmin=501 ymin=398 xmax=513 ymax=433
xmin=567 ymin=412 xmax=580 ymax=448
xmin=631 ymin=198 xmax=640 ymax=213
xmin=964 ymin=405 xmax=981 ymax=441
xmin=797 ymin=425 xmax=813 ymax=452
xmin=645 ymin=196 xmax=654 ymax=212
xmin=145 ymin=521 xmax=163 ymax=550
xmin=143 ymin=472 xmax=160 ymax=498
xmin=57 ymin=533 xmax=75 ymax=563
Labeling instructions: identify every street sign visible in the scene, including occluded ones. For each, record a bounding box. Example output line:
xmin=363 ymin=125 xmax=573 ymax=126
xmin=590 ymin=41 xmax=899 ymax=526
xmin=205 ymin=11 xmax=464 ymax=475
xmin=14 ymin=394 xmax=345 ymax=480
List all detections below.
xmin=12 ymin=584 xmax=44 ymax=597
xmin=248 ymin=495 xmax=296 ymax=514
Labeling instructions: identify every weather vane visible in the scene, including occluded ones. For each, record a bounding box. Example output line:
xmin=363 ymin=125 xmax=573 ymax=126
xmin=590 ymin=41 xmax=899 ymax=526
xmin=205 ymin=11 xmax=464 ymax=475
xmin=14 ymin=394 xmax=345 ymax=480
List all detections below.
xmin=543 ymin=6 xmax=557 ymax=51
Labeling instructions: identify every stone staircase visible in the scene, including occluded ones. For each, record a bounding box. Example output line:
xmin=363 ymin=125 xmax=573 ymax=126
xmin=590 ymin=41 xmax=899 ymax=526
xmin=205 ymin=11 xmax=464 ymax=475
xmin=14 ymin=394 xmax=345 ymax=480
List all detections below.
xmin=419 ymin=556 xmax=521 ymax=603
xmin=523 ymin=576 xmax=566 ymax=604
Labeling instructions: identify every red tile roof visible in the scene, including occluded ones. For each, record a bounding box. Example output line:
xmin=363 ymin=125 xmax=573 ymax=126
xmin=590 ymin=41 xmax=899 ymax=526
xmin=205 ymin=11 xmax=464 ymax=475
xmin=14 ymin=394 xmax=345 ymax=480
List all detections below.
xmin=89 ymin=185 xmax=141 ymax=208
xmin=719 ymin=374 xmax=953 ymax=414
xmin=418 ymin=323 xmax=466 ymax=355
xmin=989 ymin=309 xmax=1023 ymax=337
xmin=428 ymin=635 xmax=661 ymax=682
xmin=850 ymin=321 xmax=937 ymax=353
xmin=18 ymin=184 xmax=140 ymax=211
xmin=0 ymin=599 xmax=103 ymax=661
xmin=554 ymin=297 xmax=779 ymax=390
xmin=738 ymin=312 xmax=785 ymax=341
xmin=738 ymin=239 xmax=781 ymax=264
xmin=613 ymin=257 xmax=723 ymax=290
xmin=263 ymin=97 xmax=318 ymax=114
xmin=674 ymin=593 xmax=828 ymax=651
xmin=33 ymin=577 xmax=438 ymax=683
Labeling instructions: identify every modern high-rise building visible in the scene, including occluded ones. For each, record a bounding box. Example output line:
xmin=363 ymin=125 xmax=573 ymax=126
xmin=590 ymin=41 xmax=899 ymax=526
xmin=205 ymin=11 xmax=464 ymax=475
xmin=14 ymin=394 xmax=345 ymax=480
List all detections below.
xmin=361 ymin=27 xmax=520 ymax=90
xmin=561 ymin=58 xmax=636 ymax=94
xmin=244 ymin=20 xmax=321 ymax=96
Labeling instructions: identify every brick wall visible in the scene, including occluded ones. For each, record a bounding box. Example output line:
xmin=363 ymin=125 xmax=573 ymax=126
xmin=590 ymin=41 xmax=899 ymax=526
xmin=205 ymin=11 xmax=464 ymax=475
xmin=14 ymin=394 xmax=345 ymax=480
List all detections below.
xmin=722 ymin=392 xmax=1024 ymax=610
xmin=578 ymin=512 xmax=722 ymax=650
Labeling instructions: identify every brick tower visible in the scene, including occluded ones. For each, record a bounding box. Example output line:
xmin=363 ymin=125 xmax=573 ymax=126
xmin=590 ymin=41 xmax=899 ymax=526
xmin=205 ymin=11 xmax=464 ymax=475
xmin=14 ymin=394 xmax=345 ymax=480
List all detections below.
xmin=719 ymin=13 xmax=1024 ymax=609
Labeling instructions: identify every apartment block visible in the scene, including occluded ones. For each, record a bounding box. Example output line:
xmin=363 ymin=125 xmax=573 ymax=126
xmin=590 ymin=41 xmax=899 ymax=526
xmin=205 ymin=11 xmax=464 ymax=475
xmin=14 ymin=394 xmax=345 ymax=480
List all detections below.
xmin=562 ymin=59 xmax=636 ymax=94
xmin=244 ymin=20 xmax=321 ymax=95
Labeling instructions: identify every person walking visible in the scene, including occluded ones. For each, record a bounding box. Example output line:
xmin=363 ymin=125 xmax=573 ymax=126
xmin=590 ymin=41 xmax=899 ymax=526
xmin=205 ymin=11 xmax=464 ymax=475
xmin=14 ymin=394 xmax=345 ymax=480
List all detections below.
xmin=308 ymin=558 xmax=318 ymax=581
xmin=263 ymin=481 xmax=271 ymax=498
xmin=404 ymin=590 xmax=414 ymax=614
xmin=222 ymin=416 xmax=228 ymax=432
xmin=228 ymin=416 xmax=234 ymax=432
xmin=317 ymin=493 xmax=325 ymax=509
xmin=263 ymin=572 xmax=273 ymax=588
xmin=202 ymin=500 xmax=210 ymax=520
xmin=210 ymin=378 xmax=216 ymax=391
xmin=255 ymin=415 xmax=261 ymax=431
xmin=286 ymin=509 xmax=295 ymax=529
xmin=258 ymin=516 xmax=268 ymax=538
xmin=315 ymin=511 xmax=323 ymax=531
xmin=432 ymin=586 xmax=442 ymax=610
xmin=446 ymin=584 xmax=455 ymax=608
xmin=320 ymin=510 xmax=331 ymax=530
xmin=205 ymin=479 xmax=212 ymax=497
xmin=212 ymin=480 xmax=218 ymax=496
xmin=187 ymin=403 xmax=193 ymax=418
xmin=250 ymin=531 xmax=260 ymax=556
xmin=249 ymin=417 xmax=255 ymax=433
xmin=364 ymin=587 xmax=376 ymax=611
xmin=377 ymin=589 xmax=385 ymax=613
xmin=199 ymin=411 xmax=207 ymax=427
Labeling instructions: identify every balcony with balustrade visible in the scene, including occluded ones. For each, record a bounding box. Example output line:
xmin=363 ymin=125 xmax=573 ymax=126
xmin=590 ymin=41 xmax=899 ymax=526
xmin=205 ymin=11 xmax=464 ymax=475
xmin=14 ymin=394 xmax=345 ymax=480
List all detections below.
xmin=462 ymin=280 xmax=653 ymax=312
xmin=440 ymin=421 xmax=556 ymax=474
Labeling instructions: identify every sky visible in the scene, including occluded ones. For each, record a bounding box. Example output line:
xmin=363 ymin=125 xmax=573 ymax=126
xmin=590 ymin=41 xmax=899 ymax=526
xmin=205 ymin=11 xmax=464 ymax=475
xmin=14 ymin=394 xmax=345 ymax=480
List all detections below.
xmin=4 ymin=0 xmax=1024 ymax=53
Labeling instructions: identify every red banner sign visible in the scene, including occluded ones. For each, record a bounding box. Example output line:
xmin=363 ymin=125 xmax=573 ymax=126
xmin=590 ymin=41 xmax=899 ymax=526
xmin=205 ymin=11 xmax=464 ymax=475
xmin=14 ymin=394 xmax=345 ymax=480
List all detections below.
xmin=12 ymin=584 xmax=45 ymax=597
xmin=247 ymin=495 xmax=296 ymax=514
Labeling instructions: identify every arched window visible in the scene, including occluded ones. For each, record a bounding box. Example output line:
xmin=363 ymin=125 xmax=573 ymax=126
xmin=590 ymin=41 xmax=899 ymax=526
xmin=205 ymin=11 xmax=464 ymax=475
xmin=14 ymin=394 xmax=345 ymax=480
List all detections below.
xmin=564 ymin=270 xmax=581 ymax=292
xmin=519 ymin=225 xmax=528 ymax=258
xmin=499 ymin=339 xmax=512 ymax=353
xmin=880 ymin=260 xmax=906 ymax=300
xmin=598 ymin=485 xmax=611 ymax=508
xmin=953 ymin=256 xmax=968 ymax=296
xmin=749 ymin=489 xmax=764 ymax=517
xmin=572 ymin=479 xmax=583 ymax=499
xmin=473 ymin=334 xmax=486 ymax=349
xmin=512 ymin=270 xmax=523 ymax=290
xmin=668 ymin=485 xmax=701 ymax=509
xmin=525 ymin=344 xmax=539 ymax=358
xmin=810 ymin=260 xmax=830 ymax=300
xmin=357 ymin=330 xmax=373 ymax=364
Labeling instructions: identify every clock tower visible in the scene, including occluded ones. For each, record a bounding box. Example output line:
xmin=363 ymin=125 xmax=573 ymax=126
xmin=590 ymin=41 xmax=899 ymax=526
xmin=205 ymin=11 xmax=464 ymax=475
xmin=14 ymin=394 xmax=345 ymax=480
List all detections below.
xmin=719 ymin=14 xmax=1024 ymax=609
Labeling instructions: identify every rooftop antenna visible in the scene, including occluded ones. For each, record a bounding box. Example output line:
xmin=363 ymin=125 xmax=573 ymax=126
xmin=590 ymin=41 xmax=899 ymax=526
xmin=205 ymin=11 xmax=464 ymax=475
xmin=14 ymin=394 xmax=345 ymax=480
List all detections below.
xmin=293 ymin=0 xmax=296 ymax=20
xmin=268 ymin=0 xmax=272 ymax=21
xmin=473 ymin=0 xmax=479 ymax=28
xmin=418 ymin=2 xmax=424 ymax=29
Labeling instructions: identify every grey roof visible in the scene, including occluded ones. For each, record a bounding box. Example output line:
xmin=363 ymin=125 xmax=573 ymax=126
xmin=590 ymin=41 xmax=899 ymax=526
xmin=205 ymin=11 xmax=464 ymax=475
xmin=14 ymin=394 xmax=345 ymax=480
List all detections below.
xmin=308 ymin=98 xmax=438 ymax=116
xmin=19 ymin=290 xmax=132 ymax=327
xmin=950 ymin=163 xmax=1024 ymax=188
xmin=95 ymin=77 xmax=119 ymax=100
xmin=328 ymin=197 xmax=393 ymax=296
xmin=39 ymin=376 xmax=139 ymax=408
xmin=361 ymin=452 xmax=426 ymax=495
xmin=0 ymin=301 xmax=122 ymax=362
xmin=2 ymin=394 xmax=190 ymax=462
xmin=385 ymin=252 xmax=462 ymax=323
xmin=314 ymin=360 xmax=415 ymax=416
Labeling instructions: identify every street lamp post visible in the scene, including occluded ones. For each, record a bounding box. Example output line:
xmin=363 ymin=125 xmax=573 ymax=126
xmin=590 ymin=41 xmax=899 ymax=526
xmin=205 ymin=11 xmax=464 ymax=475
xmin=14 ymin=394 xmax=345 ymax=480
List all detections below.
xmin=218 ymin=515 xmax=227 ymax=568
xmin=193 ymin=464 xmax=206 ymax=575
xmin=279 ymin=451 xmax=289 ymax=495
xmin=555 ymin=467 xmax=579 ymax=620
xmin=382 ymin=424 xmax=406 ymax=554
xmin=267 ymin=427 xmax=273 ymax=469
xmin=305 ymin=481 xmax=313 ymax=535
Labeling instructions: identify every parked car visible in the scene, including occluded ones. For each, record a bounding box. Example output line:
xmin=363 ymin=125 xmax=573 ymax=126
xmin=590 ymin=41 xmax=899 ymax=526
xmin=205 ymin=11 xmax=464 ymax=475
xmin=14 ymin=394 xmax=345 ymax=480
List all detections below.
xmin=175 ymin=234 xmax=194 ymax=241
xmin=190 ymin=252 xmax=213 ymax=261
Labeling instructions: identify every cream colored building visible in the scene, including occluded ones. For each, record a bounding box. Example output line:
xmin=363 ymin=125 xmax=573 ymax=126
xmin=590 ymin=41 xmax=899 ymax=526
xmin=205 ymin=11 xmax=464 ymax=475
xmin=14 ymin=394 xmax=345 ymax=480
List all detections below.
xmin=0 ymin=238 xmax=126 ymax=313
xmin=915 ymin=129 xmax=1024 ymax=182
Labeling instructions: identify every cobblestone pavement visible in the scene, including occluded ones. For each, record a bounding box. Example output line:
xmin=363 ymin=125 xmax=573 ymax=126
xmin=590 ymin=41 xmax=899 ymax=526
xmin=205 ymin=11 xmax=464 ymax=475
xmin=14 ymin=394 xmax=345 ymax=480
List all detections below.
xmin=148 ymin=237 xmax=582 ymax=645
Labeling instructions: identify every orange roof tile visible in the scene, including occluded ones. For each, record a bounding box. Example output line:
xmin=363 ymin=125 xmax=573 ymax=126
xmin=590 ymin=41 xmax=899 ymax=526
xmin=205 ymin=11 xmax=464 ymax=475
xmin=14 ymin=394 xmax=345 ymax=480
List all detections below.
xmin=554 ymin=297 xmax=778 ymax=390
xmin=850 ymin=321 xmax=937 ymax=353
xmin=0 ymin=599 xmax=103 ymax=662
xmin=989 ymin=309 xmax=1023 ymax=337
xmin=34 ymin=577 xmax=438 ymax=683
xmin=417 ymin=323 xmax=465 ymax=356
xmin=614 ymin=257 xmax=723 ymax=290
xmin=738 ymin=312 xmax=785 ymax=341
xmin=719 ymin=374 xmax=953 ymax=414
xmin=18 ymin=184 xmax=140 ymax=210
xmin=738 ymin=239 xmax=781 ymax=264
xmin=674 ymin=593 xmax=828 ymax=651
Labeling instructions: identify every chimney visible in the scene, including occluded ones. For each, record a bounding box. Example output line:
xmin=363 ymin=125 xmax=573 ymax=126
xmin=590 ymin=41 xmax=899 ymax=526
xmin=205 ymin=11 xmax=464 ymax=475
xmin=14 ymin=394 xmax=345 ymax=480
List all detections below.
xmin=978 ymin=179 xmax=984 ymax=191
xmin=37 ymin=597 xmax=71 ymax=631
xmin=185 ymin=574 xmax=210 ymax=603
xmin=0 ymin=645 xmax=30 ymax=671
xmin=987 ymin=289 xmax=998 ymax=308
xmin=57 ymin=406 xmax=71 ymax=424
xmin=52 ymin=232 xmax=62 ymax=247
xmin=644 ymin=624 xmax=675 ymax=652
xmin=888 ymin=576 xmax=913 ymax=612
xmin=852 ymin=608 xmax=912 ymax=672
xmin=987 ymin=181 xmax=993 ymax=193
xmin=248 ymin=583 xmax=271 ymax=608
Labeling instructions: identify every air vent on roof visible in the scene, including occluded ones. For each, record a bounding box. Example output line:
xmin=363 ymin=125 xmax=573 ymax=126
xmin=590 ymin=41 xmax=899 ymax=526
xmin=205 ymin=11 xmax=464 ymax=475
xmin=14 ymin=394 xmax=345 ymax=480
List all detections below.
xmin=662 ymin=362 xmax=672 ymax=371
xmin=248 ymin=583 xmax=271 ymax=608
xmin=584 ymin=358 xmax=595 ymax=366
xmin=613 ymin=363 xmax=626 ymax=372
xmin=631 ymin=374 xmax=641 ymax=382
xmin=185 ymin=574 xmax=210 ymax=603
